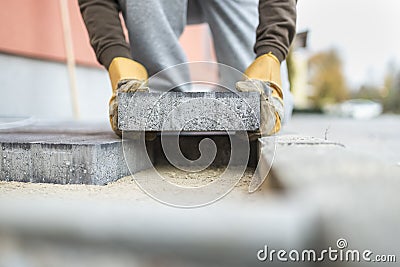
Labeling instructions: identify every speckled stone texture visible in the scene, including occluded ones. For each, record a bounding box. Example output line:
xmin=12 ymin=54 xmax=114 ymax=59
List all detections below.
xmin=0 ymin=122 xmax=152 ymax=185
xmin=118 ymin=92 xmax=260 ymax=131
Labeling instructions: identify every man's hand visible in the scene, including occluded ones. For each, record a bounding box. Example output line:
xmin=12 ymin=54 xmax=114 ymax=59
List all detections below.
xmin=236 ymin=52 xmax=284 ymax=138
xmin=108 ymin=57 xmax=148 ymax=136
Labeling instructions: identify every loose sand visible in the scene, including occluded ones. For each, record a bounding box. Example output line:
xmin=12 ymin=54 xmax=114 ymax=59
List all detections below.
xmin=0 ymin=166 xmax=256 ymax=202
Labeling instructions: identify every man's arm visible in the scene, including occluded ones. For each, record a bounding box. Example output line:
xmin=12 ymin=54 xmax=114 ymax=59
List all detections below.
xmin=78 ymin=0 xmax=131 ymax=69
xmin=255 ymin=0 xmax=297 ymax=62
xmin=237 ymin=0 xmax=297 ymax=137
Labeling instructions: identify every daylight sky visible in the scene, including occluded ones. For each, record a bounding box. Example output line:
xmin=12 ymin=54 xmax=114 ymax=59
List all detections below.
xmin=296 ymin=0 xmax=400 ymax=88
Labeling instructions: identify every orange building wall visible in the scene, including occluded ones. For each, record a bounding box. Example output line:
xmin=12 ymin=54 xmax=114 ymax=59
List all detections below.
xmin=0 ymin=0 xmax=213 ymax=68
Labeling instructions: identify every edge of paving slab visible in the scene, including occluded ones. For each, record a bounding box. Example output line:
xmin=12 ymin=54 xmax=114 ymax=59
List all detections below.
xmin=0 ymin=122 xmax=153 ymax=185
xmin=258 ymin=134 xmax=400 ymax=190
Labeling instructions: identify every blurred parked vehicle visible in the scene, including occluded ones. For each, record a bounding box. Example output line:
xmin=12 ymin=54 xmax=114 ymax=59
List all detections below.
xmin=323 ymin=99 xmax=383 ymax=119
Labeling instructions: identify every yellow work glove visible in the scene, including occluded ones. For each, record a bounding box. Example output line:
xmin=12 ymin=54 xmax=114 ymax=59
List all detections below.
xmin=108 ymin=57 xmax=148 ymax=137
xmin=236 ymin=52 xmax=284 ymax=138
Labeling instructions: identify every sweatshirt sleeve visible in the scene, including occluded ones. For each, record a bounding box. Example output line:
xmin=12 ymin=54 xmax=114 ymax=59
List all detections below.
xmin=78 ymin=0 xmax=131 ymax=69
xmin=255 ymin=0 xmax=297 ymax=62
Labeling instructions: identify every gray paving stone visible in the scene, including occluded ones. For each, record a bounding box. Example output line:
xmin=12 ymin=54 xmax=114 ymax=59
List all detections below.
xmin=118 ymin=92 xmax=260 ymax=131
xmin=0 ymin=122 xmax=152 ymax=185
xmin=0 ymin=196 xmax=320 ymax=267
xmin=286 ymin=114 xmax=400 ymax=164
xmin=312 ymin=184 xmax=400 ymax=267
xmin=258 ymin=134 xmax=400 ymax=189
xmin=260 ymin=134 xmax=400 ymax=265
xmin=257 ymin=134 xmax=400 ymax=266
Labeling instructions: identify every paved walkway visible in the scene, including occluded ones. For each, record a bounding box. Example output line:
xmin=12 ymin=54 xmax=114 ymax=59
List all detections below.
xmin=286 ymin=114 xmax=400 ymax=164
xmin=0 ymin=114 xmax=398 ymax=267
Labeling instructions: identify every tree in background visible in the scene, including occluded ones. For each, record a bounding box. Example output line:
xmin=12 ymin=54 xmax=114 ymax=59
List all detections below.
xmin=382 ymin=64 xmax=400 ymax=113
xmin=350 ymin=83 xmax=385 ymax=103
xmin=308 ymin=49 xmax=349 ymax=108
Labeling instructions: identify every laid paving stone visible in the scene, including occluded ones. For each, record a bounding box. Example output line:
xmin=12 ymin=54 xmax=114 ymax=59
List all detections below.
xmin=249 ymin=135 xmax=344 ymax=191
xmin=257 ymin=134 xmax=400 ymax=266
xmin=258 ymin=134 xmax=400 ymax=190
xmin=268 ymin=142 xmax=399 ymax=189
xmin=0 ymin=196 xmax=320 ymax=267
xmin=118 ymin=91 xmax=260 ymax=131
xmin=311 ymin=184 xmax=400 ymax=267
xmin=0 ymin=122 xmax=152 ymax=185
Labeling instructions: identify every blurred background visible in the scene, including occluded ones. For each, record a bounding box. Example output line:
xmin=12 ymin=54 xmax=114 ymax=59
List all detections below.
xmin=292 ymin=0 xmax=400 ymax=117
xmin=1 ymin=0 xmax=399 ymax=122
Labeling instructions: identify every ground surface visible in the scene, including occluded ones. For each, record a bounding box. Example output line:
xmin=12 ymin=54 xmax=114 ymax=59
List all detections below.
xmin=0 ymin=114 xmax=398 ymax=201
xmin=285 ymin=114 xmax=400 ymax=164
xmin=0 ymin=114 xmax=399 ymax=267
xmin=0 ymin=165 xmax=254 ymax=202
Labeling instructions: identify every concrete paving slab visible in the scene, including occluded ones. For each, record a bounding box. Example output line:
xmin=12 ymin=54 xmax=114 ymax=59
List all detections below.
xmin=260 ymin=134 xmax=400 ymax=189
xmin=310 ymin=184 xmax=400 ymax=267
xmin=257 ymin=132 xmax=400 ymax=267
xmin=0 ymin=122 xmax=152 ymax=185
xmin=285 ymin=114 xmax=400 ymax=164
xmin=0 ymin=194 xmax=320 ymax=267
xmin=118 ymin=92 xmax=260 ymax=131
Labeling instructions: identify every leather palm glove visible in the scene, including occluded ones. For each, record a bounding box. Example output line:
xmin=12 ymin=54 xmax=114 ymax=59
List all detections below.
xmin=108 ymin=57 xmax=148 ymax=137
xmin=236 ymin=52 xmax=284 ymax=139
